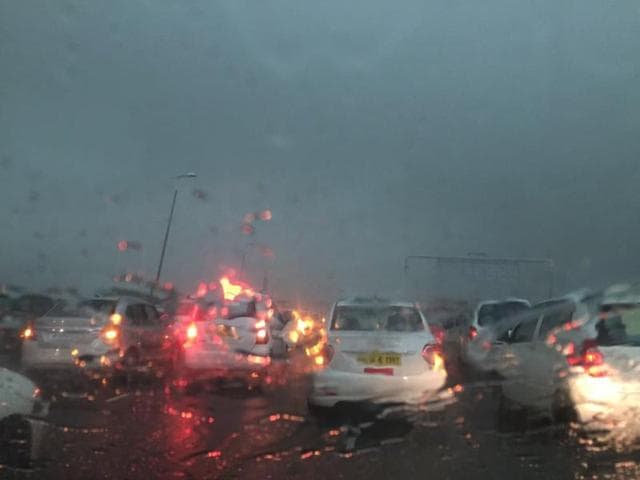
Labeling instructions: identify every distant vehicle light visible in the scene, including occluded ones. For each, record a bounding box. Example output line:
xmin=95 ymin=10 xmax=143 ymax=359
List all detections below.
xmin=468 ymin=326 xmax=478 ymax=340
xmin=254 ymin=319 xmax=267 ymax=330
xmin=289 ymin=330 xmax=300 ymax=344
xmin=186 ymin=323 xmax=198 ymax=341
xmin=101 ymin=327 xmax=119 ymax=343
xmin=110 ymin=313 xmax=122 ymax=326
xmin=256 ymin=328 xmax=269 ymax=344
xmin=21 ymin=326 xmax=35 ymax=340
xmin=220 ymin=277 xmax=243 ymax=301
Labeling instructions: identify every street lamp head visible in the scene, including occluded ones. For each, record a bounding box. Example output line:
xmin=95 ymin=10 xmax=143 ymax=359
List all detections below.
xmin=175 ymin=172 xmax=197 ymax=179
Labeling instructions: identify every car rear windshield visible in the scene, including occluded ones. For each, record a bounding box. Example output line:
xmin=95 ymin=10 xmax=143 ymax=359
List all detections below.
xmin=46 ymin=300 xmax=117 ymax=317
xmin=477 ymin=301 xmax=529 ymax=326
xmin=596 ymin=304 xmax=640 ymax=346
xmin=331 ymin=305 xmax=424 ymax=332
xmin=13 ymin=295 xmax=55 ymax=316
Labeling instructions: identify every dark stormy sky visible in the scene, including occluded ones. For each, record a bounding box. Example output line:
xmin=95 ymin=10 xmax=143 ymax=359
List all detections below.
xmin=1 ymin=1 xmax=639 ymax=305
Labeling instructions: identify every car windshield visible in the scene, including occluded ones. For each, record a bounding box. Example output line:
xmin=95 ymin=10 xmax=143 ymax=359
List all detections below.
xmin=332 ymin=305 xmax=424 ymax=332
xmin=477 ymin=301 xmax=529 ymax=326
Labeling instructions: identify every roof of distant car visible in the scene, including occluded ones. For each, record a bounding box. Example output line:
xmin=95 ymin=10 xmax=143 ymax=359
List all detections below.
xmin=336 ymin=297 xmax=416 ymax=308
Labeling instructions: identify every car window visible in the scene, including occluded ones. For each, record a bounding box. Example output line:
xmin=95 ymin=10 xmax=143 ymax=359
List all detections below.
xmin=125 ymin=304 xmax=147 ymax=326
xmin=508 ymin=316 xmax=539 ymax=344
xmin=477 ymin=301 xmax=529 ymax=326
xmin=537 ymin=304 xmax=575 ymax=340
xmin=331 ymin=306 xmax=424 ymax=332
xmin=13 ymin=295 xmax=55 ymax=316
xmin=77 ymin=300 xmax=117 ymax=315
xmin=144 ymin=305 xmax=160 ymax=325
xmin=596 ymin=305 xmax=640 ymax=347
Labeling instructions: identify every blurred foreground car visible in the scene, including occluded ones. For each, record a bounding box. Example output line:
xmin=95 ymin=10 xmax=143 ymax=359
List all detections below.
xmin=0 ymin=368 xmax=48 ymax=467
xmin=462 ymin=298 xmax=530 ymax=370
xmin=0 ymin=294 xmax=54 ymax=357
xmin=177 ymin=298 xmax=272 ymax=387
xmin=21 ymin=297 xmax=176 ymax=378
xmin=308 ymin=298 xmax=451 ymax=414
xmin=485 ymin=289 xmax=640 ymax=437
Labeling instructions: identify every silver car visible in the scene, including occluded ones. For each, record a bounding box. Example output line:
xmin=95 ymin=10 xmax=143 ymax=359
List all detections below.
xmin=21 ymin=296 xmax=177 ymax=375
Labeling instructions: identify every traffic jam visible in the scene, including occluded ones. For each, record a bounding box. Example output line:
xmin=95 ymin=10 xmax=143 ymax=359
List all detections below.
xmin=3 ymin=1 xmax=640 ymax=479
xmin=3 ymin=272 xmax=640 ymax=478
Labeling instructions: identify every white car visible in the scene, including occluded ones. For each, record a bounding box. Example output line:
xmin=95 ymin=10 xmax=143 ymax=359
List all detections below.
xmin=0 ymin=368 xmax=49 ymax=467
xmin=308 ymin=298 xmax=450 ymax=411
xmin=487 ymin=289 xmax=640 ymax=437
xmin=463 ymin=298 xmax=530 ymax=370
xmin=178 ymin=298 xmax=273 ymax=384
xmin=21 ymin=297 xmax=176 ymax=375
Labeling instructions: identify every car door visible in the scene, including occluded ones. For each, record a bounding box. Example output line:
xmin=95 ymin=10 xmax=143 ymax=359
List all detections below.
xmin=529 ymin=302 xmax=576 ymax=405
xmin=123 ymin=303 xmax=146 ymax=354
xmin=498 ymin=313 xmax=541 ymax=406
xmin=138 ymin=304 xmax=167 ymax=360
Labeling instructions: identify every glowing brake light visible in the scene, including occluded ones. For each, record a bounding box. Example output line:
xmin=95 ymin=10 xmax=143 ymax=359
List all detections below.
xmin=468 ymin=326 xmax=478 ymax=341
xmin=422 ymin=344 xmax=443 ymax=370
xmin=21 ymin=325 xmax=36 ymax=340
xmin=566 ymin=339 xmax=607 ymax=377
xmin=186 ymin=323 xmax=198 ymax=341
xmin=255 ymin=328 xmax=269 ymax=344
xmin=429 ymin=324 xmax=445 ymax=344
xmin=101 ymin=326 xmax=119 ymax=344
xmin=110 ymin=313 xmax=122 ymax=326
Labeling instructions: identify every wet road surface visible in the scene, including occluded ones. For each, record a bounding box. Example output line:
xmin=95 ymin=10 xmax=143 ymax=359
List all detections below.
xmin=3 ymin=353 xmax=640 ymax=479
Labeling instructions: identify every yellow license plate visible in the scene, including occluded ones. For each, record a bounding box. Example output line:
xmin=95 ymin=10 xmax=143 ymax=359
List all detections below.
xmin=356 ymin=352 xmax=401 ymax=366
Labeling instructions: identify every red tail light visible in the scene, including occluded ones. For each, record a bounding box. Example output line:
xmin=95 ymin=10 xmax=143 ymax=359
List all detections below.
xmin=322 ymin=344 xmax=335 ymax=365
xmin=21 ymin=325 xmax=36 ymax=340
xmin=566 ymin=339 xmax=607 ymax=377
xmin=422 ymin=344 xmax=443 ymax=367
xmin=101 ymin=326 xmax=120 ymax=345
xmin=429 ymin=324 xmax=445 ymax=344
xmin=468 ymin=326 xmax=478 ymax=341
xmin=186 ymin=323 xmax=198 ymax=341
xmin=255 ymin=329 xmax=269 ymax=344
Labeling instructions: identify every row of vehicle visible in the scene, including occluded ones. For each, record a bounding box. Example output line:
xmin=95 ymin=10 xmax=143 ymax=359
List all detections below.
xmin=0 ymin=290 xmax=313 ymax=467
xmin=7 ymin=290 xmax=325 ymax=389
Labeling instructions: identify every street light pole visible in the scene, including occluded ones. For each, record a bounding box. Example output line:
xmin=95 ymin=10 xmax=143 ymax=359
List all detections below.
xmin=153 ymin=172 xmax=197 ymax=293
xmin=155 ymin=188 xmax=178 ymax=287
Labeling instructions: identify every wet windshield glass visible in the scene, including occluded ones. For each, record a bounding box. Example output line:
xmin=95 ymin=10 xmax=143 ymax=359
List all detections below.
xmin=2 ymin=2 xmax=640 ymax=479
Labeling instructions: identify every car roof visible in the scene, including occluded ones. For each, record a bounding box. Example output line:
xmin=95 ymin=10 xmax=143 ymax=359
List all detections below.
xmin=87 ymin=296 xmax=150 ymax=305
xmin=336 ymin=297 xmax=416 ymax=308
